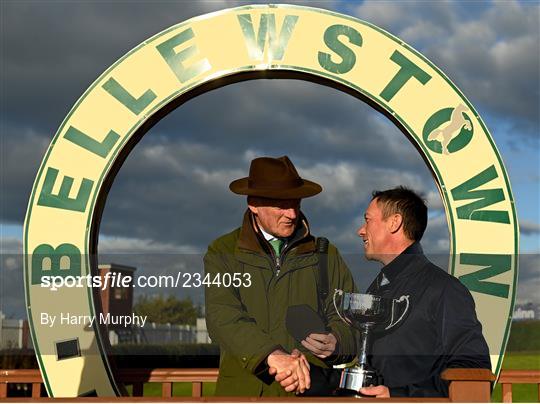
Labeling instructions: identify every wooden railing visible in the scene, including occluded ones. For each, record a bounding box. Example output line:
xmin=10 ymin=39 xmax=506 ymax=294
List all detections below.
xmin=0 ymin=369 xmax=217 ymax=399
xmin=497 ymin=369 xmax=540 ymax=403
xmin=117 ymin=369 xmax=218 ymax=398
xmin=0 ymin=368 xmax=538 ymax=401
xmin=0 ymin=369 xmax=42 ymax=398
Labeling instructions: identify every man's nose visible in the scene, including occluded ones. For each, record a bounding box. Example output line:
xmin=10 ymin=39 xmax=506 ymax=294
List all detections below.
xmin=357 ymin=225 xmax=366 ymax=237
xmin=284 ymin=208 xmax=298 ymax=219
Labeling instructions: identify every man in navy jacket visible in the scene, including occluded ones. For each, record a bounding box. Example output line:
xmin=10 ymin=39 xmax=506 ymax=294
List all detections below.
xmin=356 ymin=187 xmax=491 ymax=398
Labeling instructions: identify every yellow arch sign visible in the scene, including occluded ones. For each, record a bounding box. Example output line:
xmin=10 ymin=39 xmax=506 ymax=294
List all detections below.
xmin=24 ymin=4 xmax=518 ymax=397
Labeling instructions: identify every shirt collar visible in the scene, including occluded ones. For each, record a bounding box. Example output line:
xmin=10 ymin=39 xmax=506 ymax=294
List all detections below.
xmin=381 ymin=241 xmax=424 ymax=283
xmin=259 ymin=226 xmax=277 ymax=242
xmin=236 ymin=210 xmax=316 ymax=256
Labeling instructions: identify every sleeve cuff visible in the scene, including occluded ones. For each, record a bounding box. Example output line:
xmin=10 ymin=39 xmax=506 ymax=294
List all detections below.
xmin=389 ymin=385 xmax=409 ymax=397
xmin=251 ymin=344 xmax=283 ymax=376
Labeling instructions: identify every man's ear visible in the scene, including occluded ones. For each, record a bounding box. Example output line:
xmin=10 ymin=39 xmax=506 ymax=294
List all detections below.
xmin=389 ymin=213 xmax=403 ymax=234
xmin=248 ymin=204 xmax=258 ymax=215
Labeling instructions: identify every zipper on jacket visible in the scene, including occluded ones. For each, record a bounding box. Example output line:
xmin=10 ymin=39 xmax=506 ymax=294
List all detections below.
xmin=274 ymin=239 xmax=290 ymax=277
xmin=275 ymin=255 xmax=281 ymax=277
xmin=268 ymin=240 xmax=284 ymax=277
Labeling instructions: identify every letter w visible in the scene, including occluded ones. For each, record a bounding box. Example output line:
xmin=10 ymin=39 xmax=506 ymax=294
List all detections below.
xmin=238 ymin=13 xmax=298 ymax=61
xmin=451 ymin=165 xmax=510 ymax=224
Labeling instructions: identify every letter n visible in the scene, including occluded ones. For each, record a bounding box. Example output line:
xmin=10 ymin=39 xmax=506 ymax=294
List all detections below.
xmin=451 ymin=165 xmax=510 ymax=224
xmin=458 ymin=253 xmax=511 ymax=298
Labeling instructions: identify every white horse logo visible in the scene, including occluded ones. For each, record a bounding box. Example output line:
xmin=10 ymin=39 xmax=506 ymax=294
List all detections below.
xmin=427 ymin=104 xmax=472 ymax=155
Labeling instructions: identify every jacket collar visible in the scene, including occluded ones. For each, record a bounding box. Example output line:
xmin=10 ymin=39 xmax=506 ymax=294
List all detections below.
xmin=381 ymin=241 xmax=427 ymax=283
xmin=236 ymin=210 xmax=316 ymax=256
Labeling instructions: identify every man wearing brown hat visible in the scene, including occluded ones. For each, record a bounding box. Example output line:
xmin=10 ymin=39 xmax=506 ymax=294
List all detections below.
xmin=204 ymin=156 xmax=356 ymax=396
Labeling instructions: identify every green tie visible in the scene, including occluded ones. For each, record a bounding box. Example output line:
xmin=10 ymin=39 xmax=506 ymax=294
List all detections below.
xmin=269 ymin=238 xmax=283 ymax=256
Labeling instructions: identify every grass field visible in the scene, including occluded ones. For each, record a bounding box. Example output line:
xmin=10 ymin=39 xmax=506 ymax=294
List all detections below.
xmin=491 ymin=351 xmax=540 ymax=403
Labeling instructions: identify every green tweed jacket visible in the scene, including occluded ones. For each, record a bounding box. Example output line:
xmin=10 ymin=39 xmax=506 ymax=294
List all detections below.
xmin=204 ymin=210 xmax=356 ymax=396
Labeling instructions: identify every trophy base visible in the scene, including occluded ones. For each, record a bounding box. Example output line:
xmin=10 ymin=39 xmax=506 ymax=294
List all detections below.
xmin=333 ymin=388 xmax=361 ymax=397
xmin=337 ymin=366 xmax=379 ymax=394
xmin=333 ymin=390 xmax=377 ymax=398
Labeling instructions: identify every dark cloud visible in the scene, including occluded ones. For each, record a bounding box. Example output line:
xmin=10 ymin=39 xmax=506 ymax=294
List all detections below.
xmin=3 ymin=1 xmax=537 ymax=141
xmin=0 ymin=127 xmax=49 ymax=224
xmin=2 ymin=1 xmax=222 ymax=134
xmin=353 ymin=0 xmax=540 ymax=140
xmin=153 ymin=79 xmax=429 ymax=172
xmin=1 ymin=1 xmax=336 ymax=134
xmin=352 ymin=0 xmax=457 ymax=41
xmin=100 ymin=143 xmax=438 ymax=253
xmin=97 ymin=80 xmax=440 ymax=253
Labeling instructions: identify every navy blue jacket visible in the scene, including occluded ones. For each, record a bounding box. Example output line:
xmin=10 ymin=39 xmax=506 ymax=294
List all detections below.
xmin=367 ymin=242 xmax=491 ymax=397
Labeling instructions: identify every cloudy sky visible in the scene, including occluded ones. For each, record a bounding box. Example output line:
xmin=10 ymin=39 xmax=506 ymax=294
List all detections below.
xmin=1 ymin=0 xmax=539 ymax=318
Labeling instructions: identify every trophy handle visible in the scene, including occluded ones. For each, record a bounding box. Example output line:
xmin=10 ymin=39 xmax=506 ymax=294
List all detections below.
xmin=333 ymin=289 xmax=351 ymax=325
xmin=385 ymin=295 xmax=409 ymax=330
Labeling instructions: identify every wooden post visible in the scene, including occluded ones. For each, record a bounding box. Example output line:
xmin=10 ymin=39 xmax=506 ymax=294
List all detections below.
xmin=442 ymin=368 xmax=495 ymax=403
xmin=161 ymin=381 xmax=172 ymax=398
xmin=498 ymin=369 xmax=540 ymax=403
xmin=32 ymin=382 xmax=42 ymax=397
xmin=0 ymin=382 xmax=7 ymax=398
xmin=501 ymin=383 xmax=512 ymax=403
xmin=448 ymin=380 xmax=492 ymax=402
xmin=192 ymin=381 xmax=203 ymax=397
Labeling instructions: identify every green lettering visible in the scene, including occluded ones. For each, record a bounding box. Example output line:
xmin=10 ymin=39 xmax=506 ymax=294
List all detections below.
xmin=380 ymin=50 xmax=431 ymax=101
xmin=156 ymin=28 xmax=211 ymax=83
xmin=37 ymin=167 xmax=93 ymax=212
xmin=31 ymin=243 xmax=81 ymax=285
xmin=459 ymin=253 xmax=511 ymax=298
xmin=102 ymin=77 xmax=156 ymax=115
xmin=451 ymin=165 xmax=510 ymax=224
xmin=64 ymin=126 xmax=120 ymax=158
xmin=318 ymin=24 xmax=362 ymax=74
xmin=237 ymin=13 xmax=298 ymax=60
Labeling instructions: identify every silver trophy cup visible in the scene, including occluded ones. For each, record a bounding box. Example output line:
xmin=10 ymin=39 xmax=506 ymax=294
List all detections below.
xmin=333 ymin=290 xmax=409 ymax=396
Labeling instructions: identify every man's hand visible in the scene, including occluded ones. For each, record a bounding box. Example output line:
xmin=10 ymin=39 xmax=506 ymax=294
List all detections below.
xmin=359 ymin=385 xmax=390 ymax=398
xmin=267 ymin=349 xmax=311 ymax=393
xmin=301 ymin=332 xmax=337 ymax=358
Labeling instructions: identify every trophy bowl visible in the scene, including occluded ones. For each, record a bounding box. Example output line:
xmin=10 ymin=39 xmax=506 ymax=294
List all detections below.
xmin=333 ymin=291 xmax=409 ymax=395
xmin=341 ymin=293 xmax=394 ymax=329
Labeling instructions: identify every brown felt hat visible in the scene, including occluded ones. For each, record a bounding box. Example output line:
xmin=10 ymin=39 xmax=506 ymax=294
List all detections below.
xmin=229 ymin=156 xmax=322 ymax=199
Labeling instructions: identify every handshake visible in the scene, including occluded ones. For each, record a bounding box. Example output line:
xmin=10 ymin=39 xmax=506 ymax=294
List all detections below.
xmin=266 ymin=332 xmax=337 ymax=394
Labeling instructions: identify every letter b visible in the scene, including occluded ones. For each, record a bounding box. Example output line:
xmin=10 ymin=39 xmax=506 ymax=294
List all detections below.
xmin=31 ymin=243 xmax=82 ymax=285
